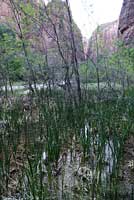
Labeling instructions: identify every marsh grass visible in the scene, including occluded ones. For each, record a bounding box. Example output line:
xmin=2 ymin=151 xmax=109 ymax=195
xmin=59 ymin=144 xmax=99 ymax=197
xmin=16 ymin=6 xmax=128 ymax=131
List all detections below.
xmin=0 ymin=90 xmax=134 ymax=199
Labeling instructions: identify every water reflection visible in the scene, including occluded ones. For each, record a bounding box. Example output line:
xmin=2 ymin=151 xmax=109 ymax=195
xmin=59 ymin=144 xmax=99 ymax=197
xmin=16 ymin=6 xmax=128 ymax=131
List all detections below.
xmin=39 ymin=122 xmax=118 ymax=199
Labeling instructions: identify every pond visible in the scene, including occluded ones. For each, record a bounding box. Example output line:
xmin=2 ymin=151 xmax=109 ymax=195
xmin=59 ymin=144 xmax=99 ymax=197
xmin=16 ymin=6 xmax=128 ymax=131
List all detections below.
xmin=0 ymin=96 xmax=134 ymax=199
xmin=1 ymin=81 xmax=122 ymax=95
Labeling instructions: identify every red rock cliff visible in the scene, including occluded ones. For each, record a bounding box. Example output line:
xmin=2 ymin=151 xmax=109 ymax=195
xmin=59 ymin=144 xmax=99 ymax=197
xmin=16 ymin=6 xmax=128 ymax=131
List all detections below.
xmin=87 ymin=20 xmax=118 ymax=62
xmin=118 ymin=0 xmax=134 ymax=45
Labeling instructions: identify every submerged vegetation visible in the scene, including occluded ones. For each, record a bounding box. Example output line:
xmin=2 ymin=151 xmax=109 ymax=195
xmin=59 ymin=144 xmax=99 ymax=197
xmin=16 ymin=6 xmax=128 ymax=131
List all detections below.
xmin=0 ymin=0 xmax=134 ymax=199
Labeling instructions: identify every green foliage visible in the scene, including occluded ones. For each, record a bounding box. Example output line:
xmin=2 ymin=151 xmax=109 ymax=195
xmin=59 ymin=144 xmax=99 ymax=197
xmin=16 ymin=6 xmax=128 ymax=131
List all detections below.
xmin=0 ymin=24 xmax=25 ymax=82
xmin=0 ymin=24 xmax=15 ymax=40
xmin=20 ymin=2 xmax=35 ymax=17
xmin=109 ymin=41 xmax=134 ymax=72
xmin=79 ymin=60 xmax=97 ymax=83
xmin=125 ymin=87 xmax=134 ymax=97
xmin=8 ymin=57 xmax=25 ymax=80
xmin=79 ymin=63 xmax=89 ymax=76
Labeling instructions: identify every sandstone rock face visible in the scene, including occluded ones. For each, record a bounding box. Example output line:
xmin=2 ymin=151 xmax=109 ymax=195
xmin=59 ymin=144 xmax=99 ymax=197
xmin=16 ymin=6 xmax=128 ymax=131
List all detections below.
xmin=40 ymin=0 xmax=85 ymax=67
xmin=83 ymin=37 xmax=88 ymax=58
xmin=87 ymin=20 xmax=118 ymax=62
xmin=0 ymin=1 xmax=11 ymax=18
xmin=118 ymin=0 xmax=134 ymax=46
xmin=0 ymin=0 xmax=13 ymax=23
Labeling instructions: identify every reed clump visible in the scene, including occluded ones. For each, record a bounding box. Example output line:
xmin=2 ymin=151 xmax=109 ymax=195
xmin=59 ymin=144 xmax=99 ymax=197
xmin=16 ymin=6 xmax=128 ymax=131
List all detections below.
xmin=0 ymin=91 xmax=134 ymax=199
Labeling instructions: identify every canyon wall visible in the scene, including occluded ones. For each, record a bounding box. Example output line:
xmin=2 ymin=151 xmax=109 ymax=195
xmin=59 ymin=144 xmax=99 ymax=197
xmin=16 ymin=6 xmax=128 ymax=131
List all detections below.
xmin=118 ymin=0 xmax=134 ymax=46
xmin=87 ymin=20 xmax=118 ymax=61
xmin=40 ymin=0 xmax=85 ymax=67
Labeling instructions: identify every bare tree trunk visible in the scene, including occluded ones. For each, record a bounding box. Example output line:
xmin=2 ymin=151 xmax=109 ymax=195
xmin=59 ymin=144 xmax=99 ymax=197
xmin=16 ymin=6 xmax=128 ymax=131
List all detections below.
xmin=6 ymin=63 xmax=14 ymax=95
xmin=65 ymin=0 xmax=81 ymax=103
xmin=40 ymin=31 xmax=52 ymax=94
xmin=43 ymin=1 xmax=74 ymax=102
xmin=94 ymin=31 xmax=100 ymax=97
xmin=9 ymin=0 xmax=37 ymax=94
xmin=103 ymin=57 xmax=118 ymax=98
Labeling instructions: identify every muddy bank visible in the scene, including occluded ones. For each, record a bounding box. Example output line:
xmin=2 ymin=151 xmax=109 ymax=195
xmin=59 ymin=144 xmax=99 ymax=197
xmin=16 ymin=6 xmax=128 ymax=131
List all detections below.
xmin=119 ymin=135 xmax=134 ymax=199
